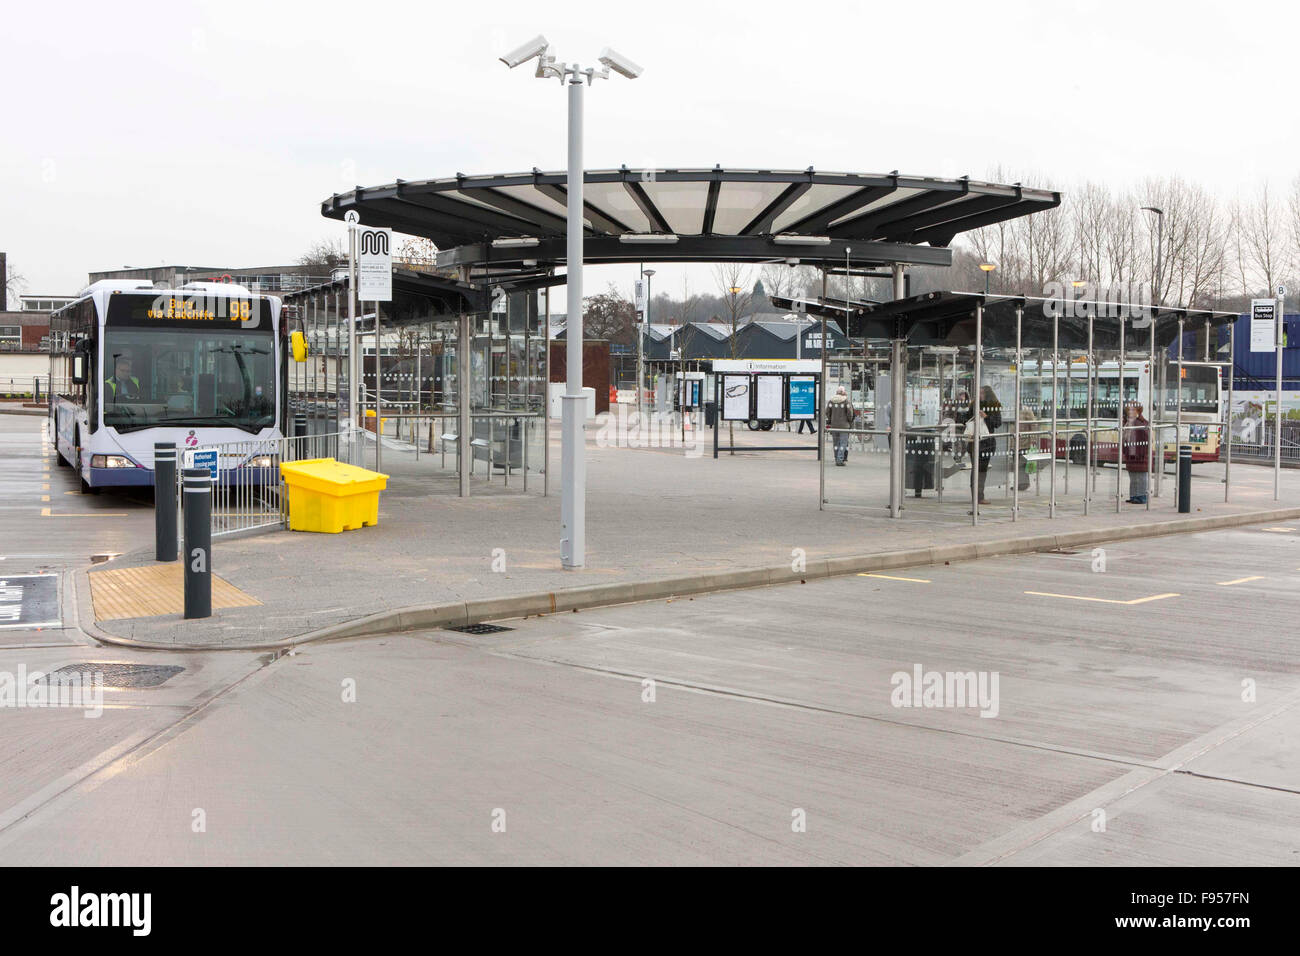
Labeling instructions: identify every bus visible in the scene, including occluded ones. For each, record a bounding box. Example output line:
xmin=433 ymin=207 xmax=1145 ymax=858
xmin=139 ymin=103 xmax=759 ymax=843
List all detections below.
xmin=1017 ymin=359 xmax=1224 ymax=465
xmin=49 ymin=280 xmax=285 ymax=491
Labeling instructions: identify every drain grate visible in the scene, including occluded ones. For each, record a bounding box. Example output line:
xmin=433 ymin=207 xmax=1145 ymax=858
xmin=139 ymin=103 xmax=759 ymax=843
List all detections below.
xmin=445 ymin=623 xmax=514 ymax=635
xmin=37 ymin=663 xmax=184 ymax=688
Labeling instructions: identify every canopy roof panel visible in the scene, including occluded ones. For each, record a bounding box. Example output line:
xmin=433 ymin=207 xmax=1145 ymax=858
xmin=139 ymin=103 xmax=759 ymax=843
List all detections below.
xmin=771 ymin=291 xmax=1238 ymax=350
xmin=321 ymin=168 xmax=1060 ymax=271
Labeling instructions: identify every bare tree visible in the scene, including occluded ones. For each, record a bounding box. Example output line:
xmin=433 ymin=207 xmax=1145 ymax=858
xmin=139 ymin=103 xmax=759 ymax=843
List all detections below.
xmin=1236 ymin=182 xmax=1289 ymax=296
xmin=298 ymin=237 xmax=348 ymax=273
xmin=3 ymin=259 xmax=25 ymax=306
xmin=714 ymin=263 xmax=753 ymax=359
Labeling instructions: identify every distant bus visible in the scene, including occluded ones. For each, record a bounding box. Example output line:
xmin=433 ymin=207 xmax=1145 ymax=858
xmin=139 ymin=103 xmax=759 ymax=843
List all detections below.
xmin=1019 ymin=359 xmax=1224 ymax=465
xmin=49 ymin=280 xmax=285 ymax=490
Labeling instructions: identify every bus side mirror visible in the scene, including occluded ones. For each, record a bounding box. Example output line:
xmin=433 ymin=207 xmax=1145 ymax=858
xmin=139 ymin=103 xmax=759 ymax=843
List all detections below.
xmin=71 ymin=353 xmax=88 ymax=385
xmin=291 ymin=330 xmax=308 ymax=363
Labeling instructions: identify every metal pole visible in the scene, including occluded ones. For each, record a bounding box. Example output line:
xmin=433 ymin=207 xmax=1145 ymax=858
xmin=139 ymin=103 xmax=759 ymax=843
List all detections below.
xmin=1013 ymin=307 xmax=1022 ymax=521
xmin=1226 ymin=322 xmax=1233 ymax=502
xmin=560 ymin=71 xmax=586 ymax=568
xmin=348 ymin=226 xmax=358 ymax=465
xmin=375 ymin=301 xmax=382 ymax=473
xmin=1085 ymin=313 xmax=1094 ymax=515
xmin=889 ymin=263 xmax=905 ymax=518
xmin=1117 ymin=313 xmax=1126 ymax=512
xmin=1275 ymin=290 xmax=1284 ymax=500
xmin=972 ymin=303 xmax=982 ymax=526
xmin=1176 ymin=318 xmax=1184 ymax=509
xmin=544 ymin=278 xmax=551 ymax=497
xmin=1147 ymin=305 xmax=1156 ymax=511
xmin=182 ymin=467 xmax=212 ymax=620
xmin=458 ymin=307 xmax=471 ymax=497
xmin=154 ymin=442 xmax=177 ymax=561
xmin=1155 ymin=344 xmax=1167 ymax=496
xmin=1050 ymin=312 xmax=1058 ymax=518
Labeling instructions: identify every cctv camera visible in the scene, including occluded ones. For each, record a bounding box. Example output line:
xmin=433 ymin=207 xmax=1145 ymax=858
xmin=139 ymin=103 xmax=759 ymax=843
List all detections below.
xmin=598 ymin=47 xmax=643 ymax=79
xmin=500 ymin=35 xmax=550 ymax=69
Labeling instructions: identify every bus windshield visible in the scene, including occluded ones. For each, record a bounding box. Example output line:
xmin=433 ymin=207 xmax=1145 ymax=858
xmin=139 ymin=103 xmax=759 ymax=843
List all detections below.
xmin=102 ymin=327 xmax=276 ymax=433
xmin=1164 ymin=363 xmax=1219 ymax=416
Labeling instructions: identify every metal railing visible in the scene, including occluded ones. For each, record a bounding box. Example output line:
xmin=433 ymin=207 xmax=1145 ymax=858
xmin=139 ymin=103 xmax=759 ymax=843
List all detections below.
xmin=1 ymin=375 xmax=49 ymax=400
xmin=178 ymin=432 xmax=341 ymax=538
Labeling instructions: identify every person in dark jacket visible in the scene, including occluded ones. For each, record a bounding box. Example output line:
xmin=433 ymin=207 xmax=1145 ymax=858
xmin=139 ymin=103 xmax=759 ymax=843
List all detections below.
xmin=826 ymin=385 xmax=854 ymax=465
xmin=1122 ymin=401 xmax=1151 ymax=504
xmin=963 ymin=385 xmax=1002 ymax=505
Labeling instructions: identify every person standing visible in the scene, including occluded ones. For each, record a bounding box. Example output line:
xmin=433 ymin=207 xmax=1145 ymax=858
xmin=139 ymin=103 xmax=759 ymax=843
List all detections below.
xmin=963 ymin=385 xmax=1002 ymax=505
xmin=826 ymin=385 xmax=854 ymax=465
xmin=1122 ymin=401 xmax=1151 ymax=504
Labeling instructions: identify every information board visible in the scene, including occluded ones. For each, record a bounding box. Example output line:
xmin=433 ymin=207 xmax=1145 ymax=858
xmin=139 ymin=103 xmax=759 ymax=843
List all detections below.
xmin=755 ymin=374 xmax=785 ymax=420
xmin=721 ymin=375 xmax=751 ymax=421
xmin=788 ymin=376 xmax=817 ymax=419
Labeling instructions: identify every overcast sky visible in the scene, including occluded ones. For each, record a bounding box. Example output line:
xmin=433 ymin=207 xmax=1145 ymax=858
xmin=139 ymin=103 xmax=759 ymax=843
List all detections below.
xmin=3 ymin=0 xmax=1296 ymax=305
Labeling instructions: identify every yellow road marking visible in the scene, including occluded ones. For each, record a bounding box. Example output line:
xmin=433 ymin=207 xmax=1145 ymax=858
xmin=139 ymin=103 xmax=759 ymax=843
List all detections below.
xmin=860 ymin=573 xmax=932 ymax=583
xmin=41 ymin=483 xmax=49 ymax=491
xmin=1024 ymin=590 xmax=1180 ymax=605
xmin=41 ymin=495 xmax=49 ymax=502
xmin=1261 ymin=527 xmax=1295 ymax=533
xmin=1217 ymin=576 xmax=1265 ymax=586
xmin=41 ymin=508 xmax=128 ymax=517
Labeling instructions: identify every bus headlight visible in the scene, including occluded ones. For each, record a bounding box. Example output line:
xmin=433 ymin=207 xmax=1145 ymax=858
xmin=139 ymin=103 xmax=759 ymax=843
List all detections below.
xmin=245 ymin=455 xmax=274 ymax=468
xmin=90 ymin=455 xmax=136 ymax=468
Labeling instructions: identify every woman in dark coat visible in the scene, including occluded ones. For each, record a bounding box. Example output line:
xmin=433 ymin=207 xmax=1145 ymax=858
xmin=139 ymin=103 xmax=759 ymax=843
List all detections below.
xmin=1122 ymin=402 xmax=1151 ymax=504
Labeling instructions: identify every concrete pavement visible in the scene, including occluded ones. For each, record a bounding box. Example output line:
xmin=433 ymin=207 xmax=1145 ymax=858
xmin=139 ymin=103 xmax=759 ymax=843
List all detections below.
xmin=81 ymin=416 xmax=1300 ymax=648
xmin=0 ymin=525 xmax=1294 ymax=865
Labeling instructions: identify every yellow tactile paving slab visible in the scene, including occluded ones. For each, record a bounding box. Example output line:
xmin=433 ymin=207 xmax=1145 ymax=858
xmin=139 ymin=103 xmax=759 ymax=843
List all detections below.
xmin=89 ymin=563 xmax=262 ymax=621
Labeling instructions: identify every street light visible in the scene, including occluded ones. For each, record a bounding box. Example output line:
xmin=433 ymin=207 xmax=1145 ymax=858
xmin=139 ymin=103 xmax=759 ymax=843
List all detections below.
xmin=502 ymin=36 xmax=641 ymax=570
xmin=979 ymin=262 xmax=996 ymax=294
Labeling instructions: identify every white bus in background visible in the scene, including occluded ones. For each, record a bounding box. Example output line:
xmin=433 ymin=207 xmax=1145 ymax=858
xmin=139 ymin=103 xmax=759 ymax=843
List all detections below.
xmin=1016 ymin=359 xmax=1224 ymax=465
xmin=49 ymin=280 xmax=285 ymax=491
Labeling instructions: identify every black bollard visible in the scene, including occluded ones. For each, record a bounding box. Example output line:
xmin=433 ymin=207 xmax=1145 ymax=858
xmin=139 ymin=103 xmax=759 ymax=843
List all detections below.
xmin=294 ymin=411 xmax=307 ymax=438
xmin=1177 ymin=444 xmax=1192 ymax=514
xmin=182 ymin=467 xmax=212 ymax=619
xmin=154 ymin=442 xmax=178 ymax=562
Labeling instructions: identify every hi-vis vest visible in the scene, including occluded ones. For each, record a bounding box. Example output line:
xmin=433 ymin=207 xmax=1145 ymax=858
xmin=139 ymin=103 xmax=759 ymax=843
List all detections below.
xmin=105 ymin=375 xmax=140 ymax=400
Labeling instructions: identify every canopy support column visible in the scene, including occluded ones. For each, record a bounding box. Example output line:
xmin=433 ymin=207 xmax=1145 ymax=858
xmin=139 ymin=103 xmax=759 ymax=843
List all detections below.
xmin=888 ymin=263 xmax=906 ymax=519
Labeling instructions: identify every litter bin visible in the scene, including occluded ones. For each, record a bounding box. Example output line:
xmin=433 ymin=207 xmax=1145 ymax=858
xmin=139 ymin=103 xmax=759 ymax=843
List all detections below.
xmin=704 ymin=400 xmax=717 ymax=427
xmin=279 ymin=458 xmax=389 ymax=533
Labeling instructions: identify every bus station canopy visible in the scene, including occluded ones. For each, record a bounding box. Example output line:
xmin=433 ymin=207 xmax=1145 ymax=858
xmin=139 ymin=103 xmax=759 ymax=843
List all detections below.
xmin=321 ymin=168 xmax=1061 ymax=280
xmin=770 ymin=291 xmax=1239 ymax=350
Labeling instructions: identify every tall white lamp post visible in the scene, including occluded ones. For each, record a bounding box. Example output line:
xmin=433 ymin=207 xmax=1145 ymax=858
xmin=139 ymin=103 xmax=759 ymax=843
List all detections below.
xmin=501 ymin=36 xmax=643 ymax=569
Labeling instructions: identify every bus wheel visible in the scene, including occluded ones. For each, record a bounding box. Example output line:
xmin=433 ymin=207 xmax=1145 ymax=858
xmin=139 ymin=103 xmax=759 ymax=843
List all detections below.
xmin=747 ymin=419 xmax=762 ymax=431
xmin=760 ymin=420 xmax=774 ymax=431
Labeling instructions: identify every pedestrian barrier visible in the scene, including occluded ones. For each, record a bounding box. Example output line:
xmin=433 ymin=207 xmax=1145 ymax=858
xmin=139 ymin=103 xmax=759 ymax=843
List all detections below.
xmin=176 ymin=432 xmax=342 ymax=538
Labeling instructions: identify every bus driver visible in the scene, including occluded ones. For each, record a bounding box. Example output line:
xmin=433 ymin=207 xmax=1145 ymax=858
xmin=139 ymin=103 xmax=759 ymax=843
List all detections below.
xmin=105 ymin=352 xmax=142 ymax=402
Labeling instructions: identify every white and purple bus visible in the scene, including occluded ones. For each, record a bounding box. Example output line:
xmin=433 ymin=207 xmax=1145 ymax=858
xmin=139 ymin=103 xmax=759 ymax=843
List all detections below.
xmin=49 ymin=280 xmax=285 ymax=490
